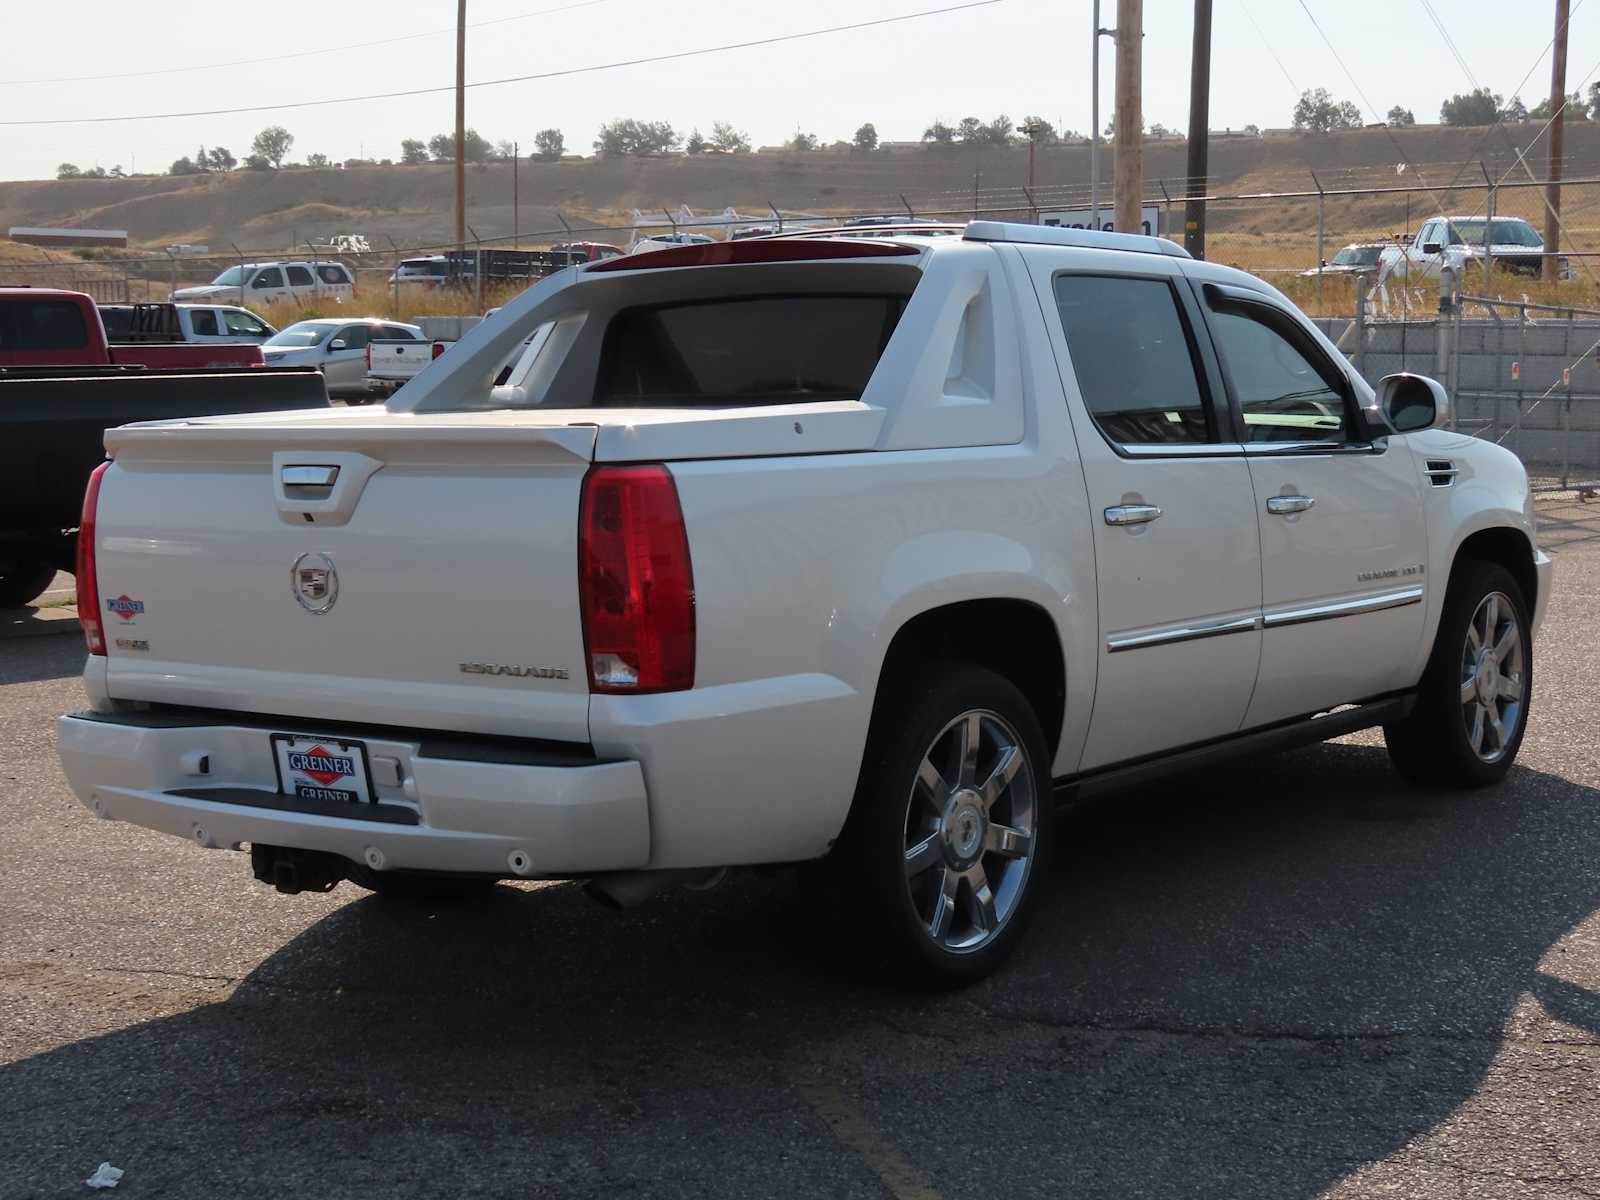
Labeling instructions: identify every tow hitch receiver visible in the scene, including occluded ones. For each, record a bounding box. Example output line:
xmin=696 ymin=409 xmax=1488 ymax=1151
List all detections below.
xmin=250 ymin=845 xmax=347 ymax=895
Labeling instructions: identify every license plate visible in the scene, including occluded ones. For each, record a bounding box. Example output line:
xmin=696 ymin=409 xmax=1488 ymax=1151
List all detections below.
xmin=271 ymin=734 xmax=375 ymax=805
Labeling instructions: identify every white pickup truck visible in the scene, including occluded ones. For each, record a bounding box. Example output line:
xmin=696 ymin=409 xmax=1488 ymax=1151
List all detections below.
xmin=1377 ymin=215 xmax=1569 ymax=282
xmin=364 ymin=336 xmax=446 ymax=395
xmin=58 ymin=222 xmax=1551 ymax=985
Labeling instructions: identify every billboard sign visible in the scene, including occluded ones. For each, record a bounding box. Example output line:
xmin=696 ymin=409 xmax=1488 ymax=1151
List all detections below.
xmin=1039 ymin=206 xmax=1162 ymax=238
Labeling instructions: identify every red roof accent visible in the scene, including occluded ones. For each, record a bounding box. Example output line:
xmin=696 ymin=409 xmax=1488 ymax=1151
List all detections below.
xmin=586 ymin=238 xmax=921 ymax=272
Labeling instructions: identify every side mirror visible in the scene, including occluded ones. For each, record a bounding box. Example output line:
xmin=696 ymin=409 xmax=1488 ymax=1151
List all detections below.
xmin=329 ymin=339 xmax=347 ymax=351
xmin=1378 ymin=373 xmax=1449 ymax=434
xmin=1422 ymin=241 xmax=1443 ymax=255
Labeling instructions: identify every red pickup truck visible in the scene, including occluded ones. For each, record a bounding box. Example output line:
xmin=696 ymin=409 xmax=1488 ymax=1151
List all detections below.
xmin=0 ymin=288 xmax=264 ymax=369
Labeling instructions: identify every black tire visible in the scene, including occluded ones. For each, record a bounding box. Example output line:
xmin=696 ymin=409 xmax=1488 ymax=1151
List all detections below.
xmin=1384 ymin=560 xmax=1532 ymax=788
xmin=346 ymin=867 xmax=499 ymax=901
xmin=834 ymin=663 xmax=1053 ymax=988
xmin=0 ymin=559 xmax=59 ymax=609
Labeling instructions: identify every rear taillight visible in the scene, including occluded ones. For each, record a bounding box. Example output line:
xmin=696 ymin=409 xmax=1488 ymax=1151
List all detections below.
xmin=578 ymin=464 xmax=694 ymax=693
xmin=77 ymin=460 xmax=110 ymax=656
xmin=431 ymin=341 xmax=446 ymax=360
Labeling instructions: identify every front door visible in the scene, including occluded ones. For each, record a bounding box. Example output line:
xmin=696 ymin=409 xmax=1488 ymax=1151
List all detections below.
xmin=1032 ymin=259 xmax=1264 ymax=771
xmin=1192 ymin=280 xmax=1428 ymax=727
xmin=325 ymin=324 xmax=372 ymax=391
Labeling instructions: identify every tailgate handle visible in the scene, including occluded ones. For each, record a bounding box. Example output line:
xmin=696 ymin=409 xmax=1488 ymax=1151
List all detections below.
xmin=282 ymin=465 xmax=341 ymax=494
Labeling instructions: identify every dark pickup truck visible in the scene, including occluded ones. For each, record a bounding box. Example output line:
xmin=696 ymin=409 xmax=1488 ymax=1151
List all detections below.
xmin=0 ymin=366 xmax=328 ymax=607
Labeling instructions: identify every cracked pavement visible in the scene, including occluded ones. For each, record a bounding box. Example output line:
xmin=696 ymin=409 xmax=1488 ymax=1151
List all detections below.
xmin=2 ymin=496 xmax=1599 ymax=1199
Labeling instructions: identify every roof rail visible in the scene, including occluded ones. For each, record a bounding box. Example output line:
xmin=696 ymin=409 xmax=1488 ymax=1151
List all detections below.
xmin=964 ymin=220 xmax=1192 ymax=258
xmin=757 ymin=223 xmax=965 ymax=240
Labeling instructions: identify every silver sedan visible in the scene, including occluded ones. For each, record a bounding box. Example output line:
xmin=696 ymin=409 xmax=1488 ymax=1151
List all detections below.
xmin=261 ymin=318 xmax=424 ymax=403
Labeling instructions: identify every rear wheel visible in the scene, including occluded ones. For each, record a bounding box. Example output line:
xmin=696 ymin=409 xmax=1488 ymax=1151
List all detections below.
xmin=1384 ymin=561 xmax=1532 ymax=788
xmin=836 ymin=664 xmax=1051 ymax=987
xmin=0 ymin=559 xmax=58 ymax=609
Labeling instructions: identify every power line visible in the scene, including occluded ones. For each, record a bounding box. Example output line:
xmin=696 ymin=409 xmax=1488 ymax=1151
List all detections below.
xmin=1417 ymin=0 xmax=1480 ymax=91
xmin=1236 ymin=0 xmax=1298 ymax=94
xmin=0 ymin=0 xmax=1003 ymax=126
xmin=0 ymin=0 xmax=611 ymax=86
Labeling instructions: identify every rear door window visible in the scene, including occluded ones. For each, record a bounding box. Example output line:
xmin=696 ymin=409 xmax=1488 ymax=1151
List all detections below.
xmin=1052 ymin=274 xmax=1213 ymax=445
xmin=285 ymin=266 xmax=314 ymax=287
xmin=334 ymin=325 xmax=372 ymax=350
xmin=593 ymin=294 xmax=906 ymax=407
xmin=189 ymin=309 xmax=220 ymax=336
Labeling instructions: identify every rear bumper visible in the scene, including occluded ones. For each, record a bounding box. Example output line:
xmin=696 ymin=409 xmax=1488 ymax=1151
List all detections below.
xmin=56 ymin=711 xmax=650 ymax=877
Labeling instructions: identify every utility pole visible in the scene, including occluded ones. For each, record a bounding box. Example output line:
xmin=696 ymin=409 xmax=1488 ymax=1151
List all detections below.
xmin=1543 ymin=0 xmax=1569 ymax=281
xmin=1183 ymin=0 xmax=1212 ymax=256
xmin=455 ymin=0 xmax=467 ymax=255
xmin=1113 ymin=0 xmax=1143 ymax=235
xmin=1090 ymin=0 xmax=1115 ymax=230
xmin=512 ymin=140 xmax=520 ymax=249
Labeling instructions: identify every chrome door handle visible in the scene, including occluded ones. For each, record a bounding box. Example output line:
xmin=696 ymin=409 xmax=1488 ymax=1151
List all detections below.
xmin=1266 ymin=495 xmax=1316 ymax=515
xmin=1104 ymin=504 xmax=1163 ymax=526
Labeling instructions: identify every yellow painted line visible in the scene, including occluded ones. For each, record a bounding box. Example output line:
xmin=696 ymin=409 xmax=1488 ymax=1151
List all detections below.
xmin=788 ymin=1071 xmax=944 ymax=1200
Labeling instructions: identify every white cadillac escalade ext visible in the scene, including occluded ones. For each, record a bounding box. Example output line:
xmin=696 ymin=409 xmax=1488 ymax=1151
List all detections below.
xmin=58 ymin=222 xmax=1552 ymax=985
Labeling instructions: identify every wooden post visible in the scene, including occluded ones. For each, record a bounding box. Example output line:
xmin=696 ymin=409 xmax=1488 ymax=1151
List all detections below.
xmin=1114 ymin=0 xmax=1143 ymax=235
xmin=1543 ymin=0 xmax=1569 ymax=281
xmin=455 ymin=0 xmax=467 ymax=256
xmin=1183 ymin=0 xmax=1211 ymax=257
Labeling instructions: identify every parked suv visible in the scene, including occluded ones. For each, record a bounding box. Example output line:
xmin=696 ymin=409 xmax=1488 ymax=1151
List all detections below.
xmin=58 ymin=223 xmax=1549 ymax=986
xmin=173 ymin=261 xmax=356 ymax=305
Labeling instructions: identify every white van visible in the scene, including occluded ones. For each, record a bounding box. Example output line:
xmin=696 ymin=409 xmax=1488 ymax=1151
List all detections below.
xmin=172 ymin=261 xmax=356 ymax=306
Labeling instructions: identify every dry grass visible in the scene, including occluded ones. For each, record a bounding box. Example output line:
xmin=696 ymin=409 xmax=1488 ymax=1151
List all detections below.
xmin=248 ymin=281 xmax=532 ymax=328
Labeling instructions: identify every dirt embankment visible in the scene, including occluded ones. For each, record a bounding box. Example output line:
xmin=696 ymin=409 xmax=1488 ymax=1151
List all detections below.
xmin=3 ymin=122 xmax=1597 ymax=252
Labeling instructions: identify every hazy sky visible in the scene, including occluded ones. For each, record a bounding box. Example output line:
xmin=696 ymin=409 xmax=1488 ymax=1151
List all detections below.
xmin=1 ymin=0 xmax=1596 ymax=181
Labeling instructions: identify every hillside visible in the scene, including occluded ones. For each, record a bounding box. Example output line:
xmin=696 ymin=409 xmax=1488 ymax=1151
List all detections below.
xmin=5 ymin=122 xmax=1599 ymax=254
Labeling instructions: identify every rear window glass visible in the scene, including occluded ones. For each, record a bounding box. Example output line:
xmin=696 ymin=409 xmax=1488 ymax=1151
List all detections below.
xmin=593 ymin=294 xmax=905 ymax=407
xmin=0 ymin=300 xmax=88 ymax=350
xmin=318 ymin=264 xmax=349 ymax=284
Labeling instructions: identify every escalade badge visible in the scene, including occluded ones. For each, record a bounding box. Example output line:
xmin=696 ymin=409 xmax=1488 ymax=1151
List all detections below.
xmin=291 ymin=552 xmax=339 ymax=614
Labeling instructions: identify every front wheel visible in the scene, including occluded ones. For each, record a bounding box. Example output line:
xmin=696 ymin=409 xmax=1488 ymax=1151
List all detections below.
xmin=1385 ymin=560 xmax=1532 ymax=788
xmin=836 ymin=664 xmax=1052 ymax=988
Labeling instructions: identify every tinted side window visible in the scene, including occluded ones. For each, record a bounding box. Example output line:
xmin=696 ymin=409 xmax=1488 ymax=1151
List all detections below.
xmin=593 ymin=294 xmax=906 ymax=407
xmin=224 ymin=309 xmax=267 ymax=336
xmin=190 ymin=309 xmax=220 ymax=336
xmin=1205 ymin=298 xmax=1350 ymax=444
xmin=1052 ymin=275 xmax=1211 ymax=445
xmin=0 ymin=300 xmax=88 ymax=350
xmin=253 ymin=268 xmax=284 ymax=288
xmin=380 ymin=325 xmax=417 ymax=340
xmin=285 ymin=266 xmax=314 ymax=286
xmin=335 ymin=325 xmax=372 ymax=350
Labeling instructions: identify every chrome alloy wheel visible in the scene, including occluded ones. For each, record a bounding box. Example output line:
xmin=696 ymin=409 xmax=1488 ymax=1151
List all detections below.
xmin=1460 ymin=591 xmax=1527 ymax=764
xmin=902 ymin=709 xmax=1038 ymax=954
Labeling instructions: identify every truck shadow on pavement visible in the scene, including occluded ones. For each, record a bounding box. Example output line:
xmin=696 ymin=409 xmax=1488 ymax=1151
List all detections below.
xmin=5 ymin=741 xmax=1600 ymax=1198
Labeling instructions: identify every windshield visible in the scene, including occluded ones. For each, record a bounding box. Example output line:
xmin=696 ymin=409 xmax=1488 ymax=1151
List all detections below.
xmin=1333 ymin=246 xmax=1382 ymax=265
xmin=1448 ymin=219 xmax=1542 ymax=247
xmin=397 ymin=261 xmax=443 ymax=276
xmin=264 ymin=322 xmax=331 ymax=348
xmin=210 ymin=267 xmax=246 ymax=286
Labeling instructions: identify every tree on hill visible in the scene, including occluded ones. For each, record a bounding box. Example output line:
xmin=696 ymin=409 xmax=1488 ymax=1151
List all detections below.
xmin=923 ymin=119 xmax=956 ymax=144
xmin=1386 ymin=105 xmax=1416 ymax=127
xmin=206 ymin=146 xmax=236 ymax=171
xmin=1148 ymin=122 xmax=1184 ymax=139
xmin=1293 ymin=89 xmax=1362 ymax=133
xmin=251 ymin=125 xmax=294 ymax=168
xmin=168 ymin=156 xmax=204 ymax=175
xmin=427 ymin=129 xmax=492 ymax=161
xmin=243 ymin=154 xmax=272 ymax=170
xmin=1501 ymin=96 xmax=1528 ymax=122
xmin=709 ymin=121 xmax=749 ymax=153
xmin=305 ymin=153 xmax=330 ymax=168
xmin=56 ymin=163 xmax=80 ymax=179
xmin=1440 ymin=88 xmax=1501 ymax=126
xmin=685 ymin=128 xmax=708 ymax=154
xmin=593 ymin=118 xmax=679 ymax=155
xmin=786 ymin=129 xmax=819 ymax=151
xmin=533 ymin=128 xmax=565 ymax=160
xmin=400 ymin=138 xmax=429 ymax=164
xmin=853 ymin=122 xmax=879 ymax=151
xmin=1530 ymin=91 xmax=1592 ymax=121
xmin=1019 ymin=117 xmax=1060 ymax=145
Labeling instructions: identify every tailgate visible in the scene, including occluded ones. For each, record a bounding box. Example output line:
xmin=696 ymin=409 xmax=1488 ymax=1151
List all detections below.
xmin=367 ymin=340 xmax=433 ymax=378
xmin=95 ymin=414 xmax=597 ymax=742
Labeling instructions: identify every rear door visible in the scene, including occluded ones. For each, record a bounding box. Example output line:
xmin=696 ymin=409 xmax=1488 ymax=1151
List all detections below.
xmin=1192 ymin=280 xmax=1426 ymax=726
xmin=1028 ymin=253 xmax=1264 ymax=770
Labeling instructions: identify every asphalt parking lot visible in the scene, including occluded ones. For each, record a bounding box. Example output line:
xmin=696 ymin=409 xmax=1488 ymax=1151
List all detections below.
xmin=2 ymin=497 xmax=1598 ymax=1200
